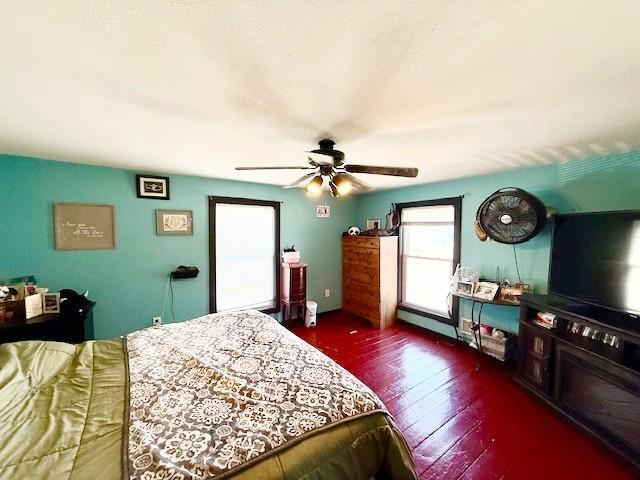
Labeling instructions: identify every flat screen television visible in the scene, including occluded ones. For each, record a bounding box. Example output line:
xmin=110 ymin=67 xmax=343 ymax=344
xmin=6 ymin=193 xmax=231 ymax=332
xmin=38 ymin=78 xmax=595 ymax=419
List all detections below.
xmin=549 ymin=210 xmax=640 ymax=317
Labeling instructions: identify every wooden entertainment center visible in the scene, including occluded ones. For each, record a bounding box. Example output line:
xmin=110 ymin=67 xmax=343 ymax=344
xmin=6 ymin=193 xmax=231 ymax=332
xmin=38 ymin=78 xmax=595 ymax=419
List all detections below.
xmin=516 ymin=294 xmax=640 ymax=472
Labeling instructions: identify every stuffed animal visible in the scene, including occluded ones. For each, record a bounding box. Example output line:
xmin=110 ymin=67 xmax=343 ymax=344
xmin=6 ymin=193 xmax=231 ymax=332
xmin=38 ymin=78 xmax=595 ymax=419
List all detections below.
xmin=0 ymin=286 xmax=9 ymax=300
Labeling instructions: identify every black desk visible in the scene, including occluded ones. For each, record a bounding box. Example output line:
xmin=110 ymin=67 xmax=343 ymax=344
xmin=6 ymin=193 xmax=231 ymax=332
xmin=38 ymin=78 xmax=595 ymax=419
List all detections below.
xmin=0 ymin=312 xmax=89 ymax=344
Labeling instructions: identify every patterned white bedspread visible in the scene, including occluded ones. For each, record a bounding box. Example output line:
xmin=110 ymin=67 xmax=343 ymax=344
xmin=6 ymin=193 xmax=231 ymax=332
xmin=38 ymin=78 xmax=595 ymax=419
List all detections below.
xmin=125 ymin=309 xmax=385 ymax=480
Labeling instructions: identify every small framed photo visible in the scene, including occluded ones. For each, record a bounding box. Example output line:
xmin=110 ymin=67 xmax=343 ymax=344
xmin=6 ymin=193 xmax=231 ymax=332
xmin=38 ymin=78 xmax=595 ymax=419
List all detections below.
xmin=136 ymin=174 xmax=170 ymax=200
xmin=366 ymin=218 xmax=381 ymax=230
xmin=42 ymin=292 xmax=60 ymax=314
xmin=452 ymin=279 xmax=475 ymax=296
xmin=473 ymin=282 xmax=500 ymax=301
xmin=156 ymin=209 xmax=193 ymax=235
xmin=24 ymin=284 xmax=38 ymax=297
xmin=316 ymin=205 xmax=330 ymax=218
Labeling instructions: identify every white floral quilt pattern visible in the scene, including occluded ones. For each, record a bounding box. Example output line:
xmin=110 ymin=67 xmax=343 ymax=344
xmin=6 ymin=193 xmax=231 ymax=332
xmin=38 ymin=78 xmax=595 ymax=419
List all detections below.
xmin=126 ymin=310 xmax=384 ymax=480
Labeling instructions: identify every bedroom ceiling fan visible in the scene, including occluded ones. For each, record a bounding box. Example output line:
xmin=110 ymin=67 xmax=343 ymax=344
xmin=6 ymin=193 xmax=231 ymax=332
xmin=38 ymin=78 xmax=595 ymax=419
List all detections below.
xmin=235 ymin=139 xmax=419 ymax=197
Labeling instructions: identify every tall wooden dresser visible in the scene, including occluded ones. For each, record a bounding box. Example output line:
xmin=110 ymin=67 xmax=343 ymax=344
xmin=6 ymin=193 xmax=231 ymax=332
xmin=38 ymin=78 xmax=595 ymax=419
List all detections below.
xmin=342 ymin=235 xmax=398 ymax=329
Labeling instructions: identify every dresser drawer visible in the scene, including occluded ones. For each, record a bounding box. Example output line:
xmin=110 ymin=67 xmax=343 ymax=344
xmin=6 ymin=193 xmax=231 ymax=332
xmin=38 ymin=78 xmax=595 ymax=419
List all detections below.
xmin=290 ymin=268 xmax=306 ymax=290
xmin=342 ymin=236 xmax=380 ymax=249
xmin=343 ymin=278 xmax=380 ymax=301
xmin=289 ymin=287 xmax=306 ymax=302
xmin=343 ymin=263 xmax=379 ymax=277
xmin=344 ymin=296 xmax=381 ymax=325
xmin=343 ymin=247 xmax=380 ymax=268
xmin=343 ymin=264 xmax=379 ymax=284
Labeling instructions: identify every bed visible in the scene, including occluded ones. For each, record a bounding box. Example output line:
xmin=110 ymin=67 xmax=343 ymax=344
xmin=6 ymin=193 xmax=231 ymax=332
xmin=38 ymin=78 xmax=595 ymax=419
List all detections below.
xmin=0 ymin=310 xmax=416 ymax=479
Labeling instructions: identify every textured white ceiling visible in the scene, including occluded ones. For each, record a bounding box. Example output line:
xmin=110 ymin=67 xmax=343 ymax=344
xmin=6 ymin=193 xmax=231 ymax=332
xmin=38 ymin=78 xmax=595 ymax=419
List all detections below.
xmin=1 ymin=1 xmax=638 ymax=190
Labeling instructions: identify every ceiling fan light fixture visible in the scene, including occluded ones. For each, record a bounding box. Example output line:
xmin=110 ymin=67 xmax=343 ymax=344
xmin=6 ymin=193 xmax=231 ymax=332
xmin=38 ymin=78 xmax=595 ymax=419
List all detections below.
xmin=329 ymin=181 xmax=340 ymax=197
xmin=305 ymin=175 xmax=324 ymax=196
xmin=332 ymin=173 xmax=352 ymax=195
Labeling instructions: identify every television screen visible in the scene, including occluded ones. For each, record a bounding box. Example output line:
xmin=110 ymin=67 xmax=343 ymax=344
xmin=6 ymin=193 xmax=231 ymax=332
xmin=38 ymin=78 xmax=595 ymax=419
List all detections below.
xmin=549 ymin=211 xmax=640 ymax=316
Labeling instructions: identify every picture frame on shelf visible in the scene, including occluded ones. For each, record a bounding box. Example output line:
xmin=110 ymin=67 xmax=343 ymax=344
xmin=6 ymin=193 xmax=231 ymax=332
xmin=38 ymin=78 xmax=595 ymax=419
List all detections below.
xmin=473 ymin=281 xmax=500 ymax=301
xmin=42 ymin=292 xmax=61 ymax=314
xmin=498 ymin=282 xmax=532 ymax=305
xmin=452 ymin=279 xmax=475 ymax=296
xmin=24 ymin=284 xmax=37 ymax=296
xmin=366 ymin=218 xmax=382 ymax=230
xmin=25 ymin=293 xmax=43 ymax=319
xmin=156 ymin=209 xmax=193 ymax=236
xmin=136 ymin=174 xmax=170 ymax=200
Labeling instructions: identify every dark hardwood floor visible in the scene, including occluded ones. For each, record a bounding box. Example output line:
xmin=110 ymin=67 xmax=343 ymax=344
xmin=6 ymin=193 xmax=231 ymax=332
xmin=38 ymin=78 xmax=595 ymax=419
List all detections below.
xmin=290 ymin=310 xmax=636 ymax=480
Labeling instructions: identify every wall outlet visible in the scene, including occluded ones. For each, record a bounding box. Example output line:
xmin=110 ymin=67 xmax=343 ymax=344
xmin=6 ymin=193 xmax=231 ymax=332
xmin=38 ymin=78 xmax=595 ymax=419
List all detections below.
xmin=324 ymin=289 xmax=331 ymax=298
xmin=152 ymin=316 xmax=162 ymax=327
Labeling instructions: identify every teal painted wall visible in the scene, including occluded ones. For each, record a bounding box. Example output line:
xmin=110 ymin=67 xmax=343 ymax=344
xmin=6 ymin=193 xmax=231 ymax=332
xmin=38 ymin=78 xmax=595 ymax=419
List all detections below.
xmin=2 ymin=152 xmax=638 ymax=341
xmin=356 ymin=152 xmax=640 ymax=338
xmin=0 ymin=155 xmax=358 ymax=339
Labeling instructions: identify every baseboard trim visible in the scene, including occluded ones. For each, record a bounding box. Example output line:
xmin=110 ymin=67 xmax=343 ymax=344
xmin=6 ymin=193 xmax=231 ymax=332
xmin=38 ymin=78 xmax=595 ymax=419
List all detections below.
xmin=397 ymin=318 xmax=464 ymax=346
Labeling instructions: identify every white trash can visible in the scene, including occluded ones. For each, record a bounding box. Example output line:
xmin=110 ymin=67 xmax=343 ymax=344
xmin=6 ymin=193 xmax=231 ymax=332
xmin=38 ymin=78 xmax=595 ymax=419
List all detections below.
xmin=305 ymin=300 xmax=318 ymax=327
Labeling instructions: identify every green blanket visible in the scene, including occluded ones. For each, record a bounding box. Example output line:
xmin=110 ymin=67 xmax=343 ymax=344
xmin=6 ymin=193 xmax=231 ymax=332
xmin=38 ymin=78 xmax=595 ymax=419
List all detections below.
xmin=0 ymin=338 xmax=415 ymax=479
xmin=0 ymin=339 xmax=126 ymax=480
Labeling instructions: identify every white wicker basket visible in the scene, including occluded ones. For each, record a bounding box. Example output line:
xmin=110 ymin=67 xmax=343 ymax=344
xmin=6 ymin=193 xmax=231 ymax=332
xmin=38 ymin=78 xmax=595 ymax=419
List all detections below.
xmin=460 ymin=318 xmax=513 ymax=361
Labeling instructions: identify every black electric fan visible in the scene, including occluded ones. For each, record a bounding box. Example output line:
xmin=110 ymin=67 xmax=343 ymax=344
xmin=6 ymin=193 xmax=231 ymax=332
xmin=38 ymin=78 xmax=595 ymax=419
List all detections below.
xmin=475 ymin=188 xmax=547 ymax=244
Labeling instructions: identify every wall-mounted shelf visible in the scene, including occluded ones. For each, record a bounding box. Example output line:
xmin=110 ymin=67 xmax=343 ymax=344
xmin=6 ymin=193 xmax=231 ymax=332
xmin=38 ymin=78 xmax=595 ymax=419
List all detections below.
xmin=451 ymin=291 xmax=520 ymax=307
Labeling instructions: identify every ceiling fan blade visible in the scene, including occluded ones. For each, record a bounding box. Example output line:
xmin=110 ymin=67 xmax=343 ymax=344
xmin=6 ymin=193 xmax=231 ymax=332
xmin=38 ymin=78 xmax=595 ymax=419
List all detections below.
xmin=235 ymin=166 xmax=315 ymax=170
xmin=283 ymin=172 xmax=317 ymax=189
xmin=344 ymin=164 xmax=419 ymax=177
xmin=305 ymin=152 xmax=334 ymax=165
xmin=337 ymin=172 xmax=371 ymax=191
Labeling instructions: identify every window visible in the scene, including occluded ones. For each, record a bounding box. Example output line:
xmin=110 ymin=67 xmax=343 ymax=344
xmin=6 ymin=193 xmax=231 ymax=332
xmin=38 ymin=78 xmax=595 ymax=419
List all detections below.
xmin=397 ymin=197 xmax=461 ymax=325
xmin=209 ymin=197 xmax=280 ymax=313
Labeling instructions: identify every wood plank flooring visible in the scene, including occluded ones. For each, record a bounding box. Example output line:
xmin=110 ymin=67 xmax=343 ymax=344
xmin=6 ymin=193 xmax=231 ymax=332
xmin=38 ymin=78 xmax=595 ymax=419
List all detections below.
xmin=290 ymin=311 xmax=636 ymax=480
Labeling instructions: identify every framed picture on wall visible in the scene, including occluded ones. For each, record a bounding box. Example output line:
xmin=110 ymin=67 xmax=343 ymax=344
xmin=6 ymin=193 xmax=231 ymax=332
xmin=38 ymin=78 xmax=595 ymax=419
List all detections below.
xmin=136 ymin=174 xmax=170 ymax=200
xmin=156 ymin=209 xmax=193 ymax=235
xmin=366 ymin=218 xmax=381 ymax=230
xmin=54 ymin=203 xmax=116 ymax=250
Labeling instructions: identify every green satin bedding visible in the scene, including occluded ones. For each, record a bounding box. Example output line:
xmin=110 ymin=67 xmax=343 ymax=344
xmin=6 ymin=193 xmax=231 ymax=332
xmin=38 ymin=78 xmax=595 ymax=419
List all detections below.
xmin=0 ymin=339 xmax=415 ymax=479
xmin=0 ymin=339 xmax=126 ymax=480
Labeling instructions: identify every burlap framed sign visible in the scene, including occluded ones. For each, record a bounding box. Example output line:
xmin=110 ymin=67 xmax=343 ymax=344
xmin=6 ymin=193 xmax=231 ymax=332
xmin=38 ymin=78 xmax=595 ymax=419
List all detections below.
xmin=54 ymin=203 xmax=116 ymax=250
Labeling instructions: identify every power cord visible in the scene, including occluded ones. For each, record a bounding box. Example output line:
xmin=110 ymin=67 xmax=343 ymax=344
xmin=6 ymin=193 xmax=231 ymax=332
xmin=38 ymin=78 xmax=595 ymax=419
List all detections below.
xmin=169 ymin=274 xmax=176 ymax=322
xmin=448 ymin=292 xmax=464 ymax=342
xmin=160 ymin=274 xmax=176 ymax=323
xmin=513 ymin=245 xmax=522 ymax=283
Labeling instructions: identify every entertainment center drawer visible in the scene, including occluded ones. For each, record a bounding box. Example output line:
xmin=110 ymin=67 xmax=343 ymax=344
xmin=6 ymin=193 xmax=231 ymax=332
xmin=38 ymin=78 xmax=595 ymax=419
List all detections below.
xmin=524 ymin=326 xmax=552 ymax=359
xmin=521 ymin=355 xmax=551 ymax=394
xmin=518 ymin=324 xmax=553 ymax=395
xmin=555 ymin=344 xmax=640 ymax=461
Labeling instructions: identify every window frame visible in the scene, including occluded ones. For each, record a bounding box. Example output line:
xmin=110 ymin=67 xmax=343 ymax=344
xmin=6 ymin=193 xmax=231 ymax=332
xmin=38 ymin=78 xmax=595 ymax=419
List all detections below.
xmin=396 ymin=196 xmax=462 ymax=326
xmin=208 ymin=196 xmax=281 ymax=314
